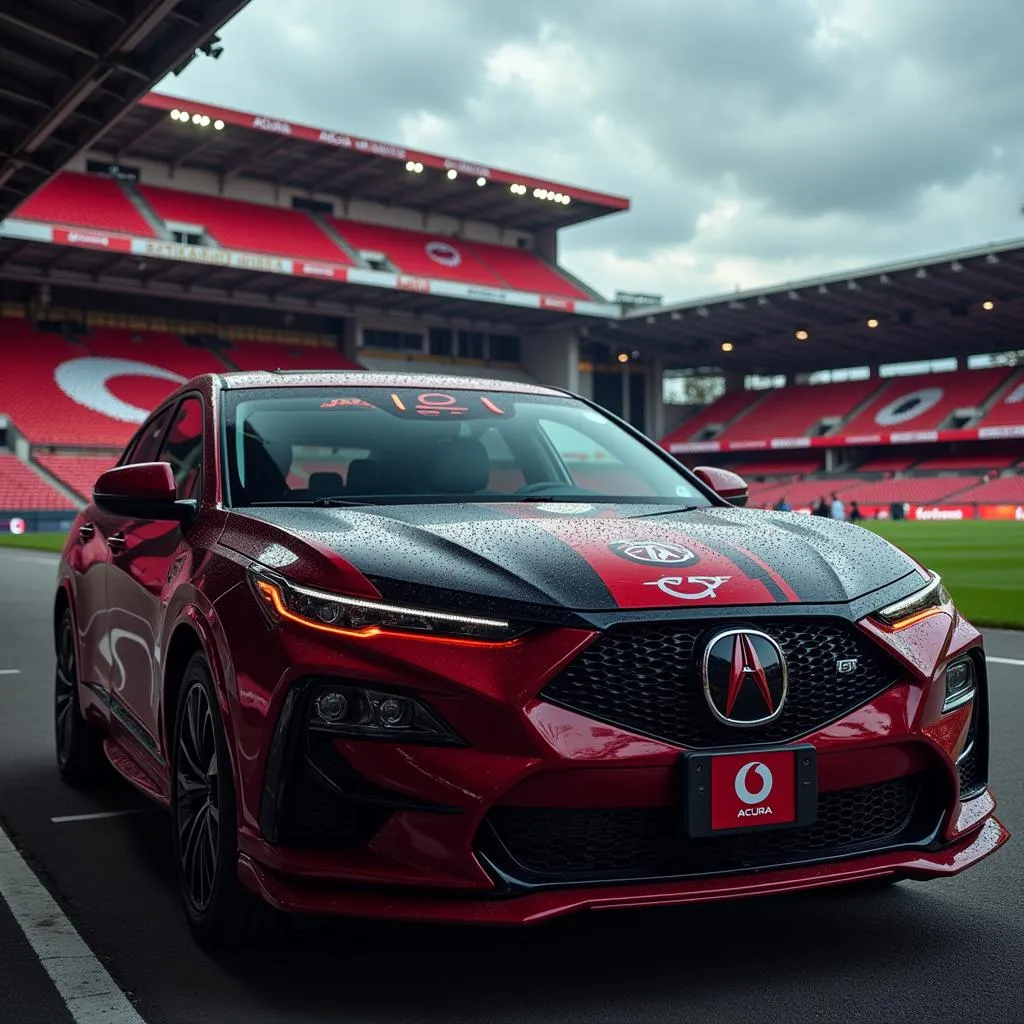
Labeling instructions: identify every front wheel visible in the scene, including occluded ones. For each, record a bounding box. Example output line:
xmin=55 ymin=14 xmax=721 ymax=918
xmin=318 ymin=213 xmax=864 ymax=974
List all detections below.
xmin=55 ymin=607 xmax=106 ymax=785
xmin=171 ymin=651 xmax=280 ymax=947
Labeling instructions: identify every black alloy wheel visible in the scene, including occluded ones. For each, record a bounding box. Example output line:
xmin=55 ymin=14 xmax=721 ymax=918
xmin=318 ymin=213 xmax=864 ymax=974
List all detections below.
xmin=171 ymin=651 xmax=280 ymax=947
xmin=55 ymin=607 xmax=105 ymax=784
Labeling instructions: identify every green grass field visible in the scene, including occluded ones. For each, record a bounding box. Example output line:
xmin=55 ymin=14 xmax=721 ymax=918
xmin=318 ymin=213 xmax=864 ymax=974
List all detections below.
xmin=2 ymin=521 xmax=1021 ymax=628
xmin=864 ymin=520 xmax=1023 ymax=630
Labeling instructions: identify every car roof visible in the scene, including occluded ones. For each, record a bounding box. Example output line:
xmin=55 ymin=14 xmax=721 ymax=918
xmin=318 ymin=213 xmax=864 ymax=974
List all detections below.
xmin=216 ymin=370 xmax=566 ymax=396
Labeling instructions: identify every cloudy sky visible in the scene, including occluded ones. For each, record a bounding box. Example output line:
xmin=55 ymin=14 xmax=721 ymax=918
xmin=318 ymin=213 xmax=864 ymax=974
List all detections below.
xmin=164 ymin=0 xmax=1024 ymax=304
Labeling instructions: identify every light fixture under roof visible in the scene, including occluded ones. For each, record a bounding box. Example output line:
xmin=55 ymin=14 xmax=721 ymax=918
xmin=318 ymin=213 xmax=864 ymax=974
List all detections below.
xmin=982 ymin=300 xmax=995 ymax=310
xmin=795 ymin=329 xmax=809 ymax=341
xmin=721 ymin=341 xmax=734 ymax=352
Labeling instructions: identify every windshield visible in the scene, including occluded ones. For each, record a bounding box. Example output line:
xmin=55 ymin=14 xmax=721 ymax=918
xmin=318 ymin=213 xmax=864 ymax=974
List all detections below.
xmin=221 ymin=385 xmax=711 ymax=508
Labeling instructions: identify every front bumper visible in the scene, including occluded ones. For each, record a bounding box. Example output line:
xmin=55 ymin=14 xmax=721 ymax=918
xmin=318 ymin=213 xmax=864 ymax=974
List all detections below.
xmin=237 ymin=803 xmax=1009 ymax=924
xmin=220 ymin=597 xmax=1008 ymax=918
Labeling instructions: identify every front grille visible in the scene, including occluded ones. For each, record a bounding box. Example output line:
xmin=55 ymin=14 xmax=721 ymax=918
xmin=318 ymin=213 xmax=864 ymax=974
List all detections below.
xmin=540 ymin=618 xmax=898 ymax=748
xmin=484 ymin=774 xmax=937 ymax=881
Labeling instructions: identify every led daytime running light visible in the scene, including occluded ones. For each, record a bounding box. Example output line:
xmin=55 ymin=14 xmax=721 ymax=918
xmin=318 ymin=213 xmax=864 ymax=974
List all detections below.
xmin=875 ymin=572 xmax=950 ymax=630
xmin=250 ymin=569 xmax=523 ymax=644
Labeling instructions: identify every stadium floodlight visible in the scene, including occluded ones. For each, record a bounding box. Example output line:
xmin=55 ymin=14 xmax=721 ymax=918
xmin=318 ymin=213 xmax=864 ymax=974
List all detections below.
xmin=476 ymin=177 xmax=486 ymax=187
xmin=200 ymin=115 xmax=211 ymax=127
xmin=171 ymin=109 xmax=182 ymax=120
xmin=795 ymin=329 xmax=809 ymax=341
xmin=721 ymin=342 xmax=734 ymax=352
xmin=560 ymin=195 xmax=571 ymax=205
xmin=510 ymin=183 xmax=527 ymax=195
xmin=867 ymin=318 xmax=879 ymax=328
xmin=447 ymin=169 xmax=457 ymax=180
xmin=214 ymin=120 xmax=225 ymax=131
xmin=191 ymin=113 xmax=202 ymax=125
xmin=982 ymin=300 xmax=995 ymax=310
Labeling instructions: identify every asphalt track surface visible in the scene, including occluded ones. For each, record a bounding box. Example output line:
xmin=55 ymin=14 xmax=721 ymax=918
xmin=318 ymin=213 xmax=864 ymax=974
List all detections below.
xmin=0 ymin=548 xmax=1021 ymax=1024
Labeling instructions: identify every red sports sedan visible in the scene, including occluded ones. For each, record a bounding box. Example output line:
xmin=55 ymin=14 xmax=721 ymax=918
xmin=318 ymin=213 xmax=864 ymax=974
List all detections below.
xmin=54 ymin=371 xmax=1008 ymax=946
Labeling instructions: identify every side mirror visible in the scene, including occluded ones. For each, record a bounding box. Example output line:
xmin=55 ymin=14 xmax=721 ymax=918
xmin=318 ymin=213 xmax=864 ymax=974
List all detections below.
xmin=693 ymin=465 xmax=749 ymax=507
xmin=93 ymin=462 xmax=196 ymax=523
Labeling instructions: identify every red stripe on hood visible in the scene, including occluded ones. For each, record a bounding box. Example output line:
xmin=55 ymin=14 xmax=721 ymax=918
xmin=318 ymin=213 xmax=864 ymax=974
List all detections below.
xmin=497 ymin=507 xmax=779 ymax=609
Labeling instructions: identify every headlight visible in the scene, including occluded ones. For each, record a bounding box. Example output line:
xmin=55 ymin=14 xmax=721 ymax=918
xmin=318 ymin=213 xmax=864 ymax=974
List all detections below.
xmin=942 ymin=657 xmax=976 ymax=713
xmin=248 ymin=567 xmax=527 ymax=643
xmin=874 ymin=572 xmax=952 ymax=630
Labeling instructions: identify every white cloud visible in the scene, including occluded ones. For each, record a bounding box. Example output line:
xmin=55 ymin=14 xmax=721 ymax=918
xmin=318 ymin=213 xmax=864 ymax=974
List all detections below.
xmin=167 ymin=0 xmax=1024 ymax=303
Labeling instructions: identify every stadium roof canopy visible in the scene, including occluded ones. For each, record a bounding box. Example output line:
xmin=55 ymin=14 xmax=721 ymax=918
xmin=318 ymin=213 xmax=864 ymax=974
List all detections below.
xmin=0 ymin=0 xmax=252 ymax=223
xmin=597 ymin=238 xmax=1024 ymax=374
xmin=87 ymin=93 xmax=631 ymax=232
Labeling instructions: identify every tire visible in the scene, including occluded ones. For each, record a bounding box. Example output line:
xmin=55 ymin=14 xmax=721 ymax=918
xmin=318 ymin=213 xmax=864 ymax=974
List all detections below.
xmin=171 ymin=651 xmax=281 ymax=948
xmin=55 ymin=607 xmax=106 ymax=785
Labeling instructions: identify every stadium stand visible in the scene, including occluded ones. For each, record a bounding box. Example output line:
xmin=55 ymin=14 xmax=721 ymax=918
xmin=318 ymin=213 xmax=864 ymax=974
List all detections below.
xmin=137 ymin=185 xmax=352 ymax=263
xmin=0 ymin=319 xmax=223 ymax=446
xmin=718 ymin=379 xmax=880 ymax=441
xmin=662 ymin=391 xmax=756 ymax=446
xmin=841 ymin=367 xmax=1012 ymax=435
xmin=224 ymin=339 xmax=361 ymax=372
xmin=746 ymin=478 xmax=863 ymax=508
xmin=914 ymin=453 xmax=1018 ymax=471
xmin=35 ymin=454 xmax=117 ymax=501
xmin=13 ymin=171 xmax=155 ymax=237
xmin=728 ymin=457 xmax=823 ymax=477
xmin=856 ymin=455 xmax=916 ymax=473
xmin=953 ymin=474 xmax=1024 ymax=504
xmin=978 ymin=371 xmax=1024 ymax=428
xmin=459 ymin=238 xmax=592 ymax=299
xmin=843 ymin=475 xmax=981 ymax=505
xmin=326 ymin=218 xmax=504 ymax=286
xmin=0 ymin=453 xmax=74 ymax=510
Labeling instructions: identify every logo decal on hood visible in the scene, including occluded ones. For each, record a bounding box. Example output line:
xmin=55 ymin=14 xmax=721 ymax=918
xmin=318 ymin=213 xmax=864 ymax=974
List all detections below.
xmin=609 ymin=540 xmax=697 ymax=566
xmin=643 ymin=575 xmax=731 ymax=600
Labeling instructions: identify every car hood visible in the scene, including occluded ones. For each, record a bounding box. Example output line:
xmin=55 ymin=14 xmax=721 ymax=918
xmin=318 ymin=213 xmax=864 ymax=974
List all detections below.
xmin=235 ymin=502 xmax=926 ymax=613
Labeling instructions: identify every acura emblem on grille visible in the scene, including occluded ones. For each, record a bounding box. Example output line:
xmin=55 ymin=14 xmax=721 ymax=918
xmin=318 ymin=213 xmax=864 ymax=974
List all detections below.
xmin=836 ymin=659 xmax=859 ymax=674
xmin=701 ymin=628 xmax=788 ymax=727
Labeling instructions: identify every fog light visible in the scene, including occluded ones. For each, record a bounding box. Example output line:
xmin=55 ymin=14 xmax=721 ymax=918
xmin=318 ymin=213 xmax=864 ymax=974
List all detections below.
xmin=376 ymin=697 xmax=413 ymax=728
xmin=943 ymin=658 xmax=975 ymax=712
xmin=314 ymin=691 xmax=349 ymax=723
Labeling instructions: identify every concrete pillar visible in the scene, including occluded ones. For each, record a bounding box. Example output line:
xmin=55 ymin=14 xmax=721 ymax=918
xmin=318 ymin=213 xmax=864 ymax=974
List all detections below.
xmin=520 ymin=329 xmax=580 ymax=393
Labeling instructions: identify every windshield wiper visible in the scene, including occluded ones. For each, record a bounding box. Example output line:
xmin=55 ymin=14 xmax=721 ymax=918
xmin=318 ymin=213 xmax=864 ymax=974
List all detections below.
xmin=630 ymin=505 xmax=701 ymax=518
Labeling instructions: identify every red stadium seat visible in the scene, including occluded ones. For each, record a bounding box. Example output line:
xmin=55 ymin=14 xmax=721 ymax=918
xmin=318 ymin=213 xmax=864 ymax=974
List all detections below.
xmin=138 ymin=186 xmax=352 ymax=263
xmin=0 ymin=454 xmax=75 ymax=510
xmin=719 ymin=380 xmax=880 ymax=441
xmin=225 ymin=340 xmax=360 ymax=372
xmin=977 ymin=371 xmax=1024 ymax=429
xmin=744 ymin=478 xmax=862 ymax=508
xmin=326 ymin=219 xmax=505 ymax=287
xmin=36 ymin=454 xmax=118 ymax=500
xmin=841 ymin=368 xmax=1012 ymax=435
xmin=845 ymin=476 xmax=980 ymax=505
xmin=952 ymin=474 xmax=1024 ymax=504
xmin=661 ymin=391 xmax=755 ymax=448
xmin=0 ymin=319 xmax=223 ymax=446
xmin=13 ymin=171 xmax=155 ymax=237
xmin=458 ymin=239 xmax=592 ymax=299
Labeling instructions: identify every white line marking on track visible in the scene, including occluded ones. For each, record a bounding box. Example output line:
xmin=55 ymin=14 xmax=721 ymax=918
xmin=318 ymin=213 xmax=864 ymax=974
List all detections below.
xmin=51 ymin=810 xmax=150 ymax=824
xmin=987 ymin=656 xmax=1024 ymax=667
xmin=0 ymin=668 xmax=21 ymax=675
xmin=0 ymin=821 xmax=146 ymax=1024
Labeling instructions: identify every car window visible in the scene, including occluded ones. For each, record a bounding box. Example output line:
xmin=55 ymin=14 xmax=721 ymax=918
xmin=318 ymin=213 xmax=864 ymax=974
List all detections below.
xmin=124 ymin=406 xmax=175 ymax=466
xmin=221 ymin=386 xmax=710 ymax=508
xmin=158 ymin=397 xmax=204 ymax=500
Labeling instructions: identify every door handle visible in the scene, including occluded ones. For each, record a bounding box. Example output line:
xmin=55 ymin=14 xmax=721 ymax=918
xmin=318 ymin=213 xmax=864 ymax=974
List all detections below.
xmin=107 ymin=532 xmax=127 ymax=553
xmin=78 ymin=523 xmax=95 ymax=542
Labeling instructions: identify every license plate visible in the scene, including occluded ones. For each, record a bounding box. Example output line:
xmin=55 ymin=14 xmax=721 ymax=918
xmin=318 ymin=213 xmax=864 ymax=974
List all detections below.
xmin=682 ymin=745 xmax=817 ymax=837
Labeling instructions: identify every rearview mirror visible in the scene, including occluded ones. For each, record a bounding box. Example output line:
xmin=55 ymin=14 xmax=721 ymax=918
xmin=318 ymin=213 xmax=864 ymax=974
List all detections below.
xmin=693 ymin=466 xmax=749 ymax=507
xmin=93 ymin=462 xmax=196 ymax=523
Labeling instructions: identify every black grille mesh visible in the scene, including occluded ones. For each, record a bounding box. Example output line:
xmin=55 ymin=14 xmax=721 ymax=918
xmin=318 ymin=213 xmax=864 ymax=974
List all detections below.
xmin=541 ymin=618 xmax=898 ymax=748
xmin=957 ymin=711 xmax=984 ymax=798
xmin=486 ymin=775 xmax=930 ymax=880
